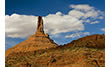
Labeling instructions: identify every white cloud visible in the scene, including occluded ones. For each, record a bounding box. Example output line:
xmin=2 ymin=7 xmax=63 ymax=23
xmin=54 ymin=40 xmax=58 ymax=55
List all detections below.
xmin=68 ymin=10 xmax=84 ymax=19
xmin=5 ymin=14 xmax=37 ymax=38
xmin=65 ymin=33 xmax=80 ymax=38
xmin=5 ymin=4 xmax=104 ymax=38
xmin=70 ymin=4 xmax=104 ymax=20
xmin=70 ymin=4 xmax=94 ymax=12
xmin=90 ymin=21 xmax=99 ymax=24
xmin=43 ymin=13 xmax=84 ymax=35
xmin=101 ymin=28 xmax=105 ymax=31
xmin=5 ymin=13 xmax=84 ymax=38
xmin=65 ymin=32 xmax=90 ymax=38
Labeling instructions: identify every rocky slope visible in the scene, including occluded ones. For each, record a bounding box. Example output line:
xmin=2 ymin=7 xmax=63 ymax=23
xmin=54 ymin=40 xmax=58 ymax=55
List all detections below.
xmin=62 ymin=34 xmax=105 ymax=49
xmin=5 ymin=34 xmax=105 ymax=67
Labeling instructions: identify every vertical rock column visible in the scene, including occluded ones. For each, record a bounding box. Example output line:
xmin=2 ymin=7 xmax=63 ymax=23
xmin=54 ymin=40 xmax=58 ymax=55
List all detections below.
xmin=35 ymin=16 xmax=46 ymax=37
xmin=37 ymin=16 xmax=44 ymax=34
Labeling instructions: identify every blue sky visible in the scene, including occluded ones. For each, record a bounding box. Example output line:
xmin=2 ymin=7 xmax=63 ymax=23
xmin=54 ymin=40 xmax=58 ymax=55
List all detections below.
xmin=5 ymin=0 xmax=105 ymax=49
xmin=6 ymin=0 xmax=105 ymax=15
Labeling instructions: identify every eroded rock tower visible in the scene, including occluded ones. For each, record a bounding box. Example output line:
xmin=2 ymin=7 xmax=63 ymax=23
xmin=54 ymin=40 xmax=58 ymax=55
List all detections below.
xmin=6 ymin=16 xmax=58 ymax=56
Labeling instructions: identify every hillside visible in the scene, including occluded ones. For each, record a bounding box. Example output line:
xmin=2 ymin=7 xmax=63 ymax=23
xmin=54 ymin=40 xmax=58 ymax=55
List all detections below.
xmin=62 ymin=34 xmax=105 ymax=49
xmin=5 ymin=34 xmax=105 ymax=67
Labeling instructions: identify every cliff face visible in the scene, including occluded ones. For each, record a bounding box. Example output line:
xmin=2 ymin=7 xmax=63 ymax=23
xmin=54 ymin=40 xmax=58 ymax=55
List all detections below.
xmin=6 ymin=16 xmax=58 ymax=56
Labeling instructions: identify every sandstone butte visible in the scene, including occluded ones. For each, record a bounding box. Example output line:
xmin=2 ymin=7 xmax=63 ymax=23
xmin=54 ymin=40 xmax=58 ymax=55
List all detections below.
xmin=5 ymin=16 xmax=105 ymax=67
xmin=6 ymin=16 xmax=58 ymax=56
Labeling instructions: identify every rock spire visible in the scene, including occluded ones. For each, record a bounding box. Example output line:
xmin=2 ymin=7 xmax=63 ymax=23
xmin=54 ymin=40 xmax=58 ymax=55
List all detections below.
xmin=6 ymin=16 xmax=58 ymax=56
xmin=36 ymin=16 xmax=48 ymax=37
xmin=37 ymin=16 xmax=44 ymax=34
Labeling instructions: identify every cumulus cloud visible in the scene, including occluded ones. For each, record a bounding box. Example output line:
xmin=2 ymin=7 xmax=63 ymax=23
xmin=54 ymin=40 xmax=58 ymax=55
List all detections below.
xmin=68 ymin=10 xmax=84 ymax=19
xmin=5 ymin=13 xmax=84 ymax=38
xmin=69 ymin=4 xmax=104 ymax=20
xmin=43 ymin=12 xmax=84 ymax=35
xmin=5 ymin=14 xmax=37 ymax=38
xmin=65 ymin=32 xmax=90 ymax=38
xmin=5 ymin=4 xmax=104 ymax=38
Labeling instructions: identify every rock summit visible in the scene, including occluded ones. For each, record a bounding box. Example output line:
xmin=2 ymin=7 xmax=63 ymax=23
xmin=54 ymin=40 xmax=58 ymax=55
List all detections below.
xmin=6 ymin=16 xmax=58 ymax=56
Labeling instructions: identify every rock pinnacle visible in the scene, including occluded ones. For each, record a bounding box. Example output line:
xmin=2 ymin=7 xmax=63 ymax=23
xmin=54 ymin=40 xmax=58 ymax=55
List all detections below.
xmin=37 ymin=16 xmax=44 ymax=34
xmin=36 ymin=16 xmax=48 ymax=37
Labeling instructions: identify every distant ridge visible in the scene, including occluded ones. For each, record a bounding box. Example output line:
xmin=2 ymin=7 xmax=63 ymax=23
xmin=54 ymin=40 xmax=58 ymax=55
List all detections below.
xmin=62 ymin=34 xmax=105 ymax=49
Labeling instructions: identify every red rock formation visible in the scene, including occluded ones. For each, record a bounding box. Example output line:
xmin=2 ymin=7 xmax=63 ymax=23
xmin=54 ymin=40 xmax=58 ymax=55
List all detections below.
xmin=6 ymin=34 xmax=105 ymax=67
xmin=35 ymin=16 xmax=49 ymax=37
xmin=37 ymin=16 xmax=44 ymax=33
xmin=5 ymin=16 xmax=105 ymax=67
xmin=6 ymin=16 xmax=58 ymax=56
